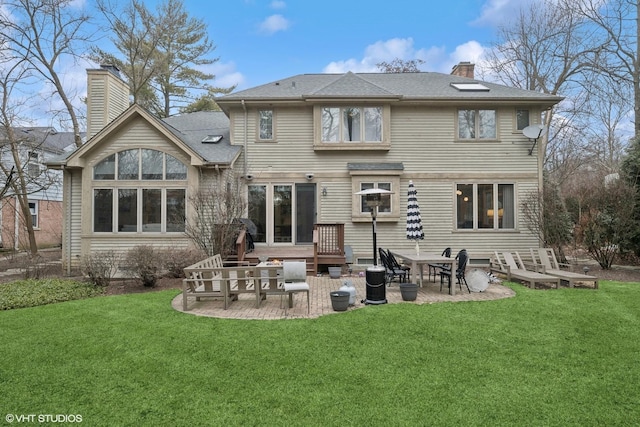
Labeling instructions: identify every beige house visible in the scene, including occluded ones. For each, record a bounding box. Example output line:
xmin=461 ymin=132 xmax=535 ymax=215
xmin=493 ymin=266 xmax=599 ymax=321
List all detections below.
xmin=50 ymin=63 xmax=562 ymax=273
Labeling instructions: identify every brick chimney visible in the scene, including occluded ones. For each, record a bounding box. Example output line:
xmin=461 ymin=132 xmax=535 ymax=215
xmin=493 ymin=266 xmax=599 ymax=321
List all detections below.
xmin=86 ymin=65 xmax=130 ymax=139
xmin=451 ymin=61 xmax=475 ymax=79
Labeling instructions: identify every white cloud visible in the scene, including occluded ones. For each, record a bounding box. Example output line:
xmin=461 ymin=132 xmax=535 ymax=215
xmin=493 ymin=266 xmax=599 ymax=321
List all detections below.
xmin=323 ymin=38 xmax=487 ymax=75
xmin=258 ymin=14 xmax=290 ymax=35
xmin=472 ymin=0 xmax=534 ymax=27
xmin=270 ymin=1 xmax=286 ymax=9
xmin=207 ymin=61 xmax=246 ymax=89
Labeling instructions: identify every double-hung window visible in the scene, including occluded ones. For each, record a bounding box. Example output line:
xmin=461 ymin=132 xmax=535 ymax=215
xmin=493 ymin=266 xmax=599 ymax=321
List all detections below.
xmin=28 ymin=200 xmax=38 ymax=228
xmin=458 ymin=109 xmax=497 ymax=140
xmin=93 ymin=149 xmax=187 ymax=233
xmin=456 ymin=183 xmax=515 ymax=230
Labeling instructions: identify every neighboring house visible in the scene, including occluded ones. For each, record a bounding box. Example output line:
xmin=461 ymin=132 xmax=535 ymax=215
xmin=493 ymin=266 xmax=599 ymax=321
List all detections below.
xmin=50 ymin=63 xmax=562 ymax=273
xmin=0 ymin=126 xmax=76 ymax=250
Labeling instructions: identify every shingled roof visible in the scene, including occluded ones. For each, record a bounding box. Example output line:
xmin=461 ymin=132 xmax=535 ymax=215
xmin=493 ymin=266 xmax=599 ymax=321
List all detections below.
xmin=216 ymin=71 xmax=563 ymax=108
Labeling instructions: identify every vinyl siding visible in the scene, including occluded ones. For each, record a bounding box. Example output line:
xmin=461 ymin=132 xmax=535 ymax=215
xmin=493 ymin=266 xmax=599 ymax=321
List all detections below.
xmin=71 ymin=118 xmax=196 ymax=269
xmin=63 ymin=169 xmax=83 ymax=271
xmin=231 ymin=103 xmax=541 ymax=263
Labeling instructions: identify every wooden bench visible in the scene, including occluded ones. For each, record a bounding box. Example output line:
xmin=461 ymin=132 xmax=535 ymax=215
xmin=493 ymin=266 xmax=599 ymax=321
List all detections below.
xmin=182 ymin=255 xmax=225 ymax=310
xmin=183 ymin=254 xmax=308 ymax=311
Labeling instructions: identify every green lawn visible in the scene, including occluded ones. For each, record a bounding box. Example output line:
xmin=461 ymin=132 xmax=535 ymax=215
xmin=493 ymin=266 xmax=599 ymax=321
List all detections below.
xmin=1 ymin=281 xmax=639 ymax=426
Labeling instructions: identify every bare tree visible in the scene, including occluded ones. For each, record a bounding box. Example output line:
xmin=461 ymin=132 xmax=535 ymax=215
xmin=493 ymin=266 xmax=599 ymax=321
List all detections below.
xmin=482 ymin=0 xmax=608 ymax=181
xmin=185 ymin=171 xmax=246 ymax=259
xmin=574 ymin=0 xmax=640 ymax=137
xmin=0 ymin=0 xmax=93 ymax=149
xmin=376 ymin=58 xmax=425 ymax=73
xmin=0 ymin=60 xmax=58 ymax=254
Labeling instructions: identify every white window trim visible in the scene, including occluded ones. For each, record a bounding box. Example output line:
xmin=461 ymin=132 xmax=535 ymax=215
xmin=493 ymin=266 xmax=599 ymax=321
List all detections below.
xmin=28 ymin=200 xmax=39 ymax=229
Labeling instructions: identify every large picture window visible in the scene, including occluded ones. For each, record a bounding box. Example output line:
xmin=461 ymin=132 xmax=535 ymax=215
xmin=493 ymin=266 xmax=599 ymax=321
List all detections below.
xmin=322 ymin=107 xmax=382 ymax=143
xmin=92 ymin=149 xmax=187 ymax=233
xmin=456 ymin=183 xmax=515 ymax=230
xmin=458 ymin=109 xmax=497 ymax=140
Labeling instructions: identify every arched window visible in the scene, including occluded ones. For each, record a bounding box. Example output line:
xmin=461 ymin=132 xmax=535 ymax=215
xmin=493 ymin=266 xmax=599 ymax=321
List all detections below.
xmin=94 ymin=149 xmax=186 ymax=180
xmin=92 ymin=149 xmax=187 ymax=233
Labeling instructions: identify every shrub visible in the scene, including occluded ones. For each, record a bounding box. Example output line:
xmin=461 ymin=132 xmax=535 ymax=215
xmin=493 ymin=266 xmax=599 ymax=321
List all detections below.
xmin=160 ymin=248 xmax=207 ymax=278
xmin=82 ymin=251 xmax=121 ymax=287
xmin=126 ymin=245 xmax=160 ymax=287
xmin=21 ymin=254 xmax=58 ymax=280
xmin=0 ymin=279 xmax=104 ymax=310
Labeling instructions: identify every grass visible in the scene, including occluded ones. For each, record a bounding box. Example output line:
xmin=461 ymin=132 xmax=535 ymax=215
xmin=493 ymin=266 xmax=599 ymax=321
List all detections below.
xmin=1 ymin=281 xmax=639 ymax=426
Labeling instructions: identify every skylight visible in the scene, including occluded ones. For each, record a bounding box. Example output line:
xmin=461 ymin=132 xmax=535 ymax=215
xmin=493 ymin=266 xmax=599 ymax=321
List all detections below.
xmin=450 ymin=83 xmax=490 ymax=92
xmin=202 ymin=135 xmax=223 ymax=143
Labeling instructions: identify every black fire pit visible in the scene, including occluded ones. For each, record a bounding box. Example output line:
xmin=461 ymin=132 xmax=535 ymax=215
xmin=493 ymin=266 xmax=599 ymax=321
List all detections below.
xmin=363 ymin=265 xmax=387 ymax=305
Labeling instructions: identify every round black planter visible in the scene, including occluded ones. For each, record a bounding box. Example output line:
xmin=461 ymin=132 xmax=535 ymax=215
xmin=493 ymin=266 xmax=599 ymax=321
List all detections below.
xmin=330 ymin=291 xmax=350 ymax=311
xmin=399 ymin=283 xmax=419 ymax=301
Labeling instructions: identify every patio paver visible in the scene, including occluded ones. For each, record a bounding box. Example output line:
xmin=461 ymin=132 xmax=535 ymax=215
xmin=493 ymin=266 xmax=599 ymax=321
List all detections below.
xmin=171 ymin=273 xmax=515 ymax=320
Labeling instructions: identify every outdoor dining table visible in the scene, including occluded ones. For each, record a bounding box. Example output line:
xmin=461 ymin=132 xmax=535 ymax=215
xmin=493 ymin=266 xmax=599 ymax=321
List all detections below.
xmin=255 ymin=262 xmax=294 ymax=308
xmin=389 ymin=250 xmax=457 ymax=295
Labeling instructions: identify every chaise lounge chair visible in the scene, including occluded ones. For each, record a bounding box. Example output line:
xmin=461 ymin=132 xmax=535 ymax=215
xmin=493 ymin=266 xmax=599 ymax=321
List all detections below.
xmin=531 ymin=248 xmax=599 ymax=289
xmin=492 ymin=251 xmax=560 ymax=289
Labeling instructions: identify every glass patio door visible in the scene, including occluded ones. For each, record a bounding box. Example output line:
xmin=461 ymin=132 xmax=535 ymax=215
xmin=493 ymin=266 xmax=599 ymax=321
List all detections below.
xmin=248 ymin=183 xmax=316 ymax=245
xmin=296 ymin=183 xmax=315 ymax=244
xmin=273 ymin=185 xmax=292 ymax=242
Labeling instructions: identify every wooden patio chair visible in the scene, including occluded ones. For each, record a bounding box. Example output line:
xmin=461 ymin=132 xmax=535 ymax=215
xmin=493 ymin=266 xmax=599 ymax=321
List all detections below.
xmin=255 ymin=264 xmax=286 ymax=307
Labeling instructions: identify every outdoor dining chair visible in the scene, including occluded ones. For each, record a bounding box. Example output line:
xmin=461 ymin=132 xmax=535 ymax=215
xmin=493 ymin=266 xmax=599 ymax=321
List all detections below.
xmin=378 ymin=248 xmax=408 ymax=285
xmin=440 ymin=249 xmax=470 ymax=293
xmin=428 ymin=247 xmax=451 ymax=282
xmin=282 ymin=260 xmax=310 ymax=315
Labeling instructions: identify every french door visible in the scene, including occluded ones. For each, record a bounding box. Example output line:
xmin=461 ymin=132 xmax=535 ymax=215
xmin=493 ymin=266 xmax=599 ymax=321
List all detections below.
xmin=248 ymin=183 xmax=316 ymax=245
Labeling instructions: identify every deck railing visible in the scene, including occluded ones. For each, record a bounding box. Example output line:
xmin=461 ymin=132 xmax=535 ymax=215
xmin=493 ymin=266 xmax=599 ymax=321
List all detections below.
xmin=313 ymin=223 xmax=345 ymax=274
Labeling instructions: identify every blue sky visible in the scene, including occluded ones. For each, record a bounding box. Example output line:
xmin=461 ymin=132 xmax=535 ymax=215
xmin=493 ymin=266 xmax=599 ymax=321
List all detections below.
xmin=166 ymin=0 xmax=532 ymax=91
xmin=5 ymin=0 xmax=536 ymax=127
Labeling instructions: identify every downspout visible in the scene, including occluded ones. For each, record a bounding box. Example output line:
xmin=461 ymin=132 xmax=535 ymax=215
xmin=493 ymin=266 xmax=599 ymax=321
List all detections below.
xmin=66 ymin=167 xmax=72 ymax=275
xmin=13 ymin=195 xmax=19 ymax=251
xmin=242 ymin=99 xmax=248 ymax=178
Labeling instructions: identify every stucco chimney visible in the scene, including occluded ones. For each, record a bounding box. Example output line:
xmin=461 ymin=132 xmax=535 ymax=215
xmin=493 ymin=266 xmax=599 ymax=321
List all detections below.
xmin=86 ymin=65 xmax=130 ymax=139
xmin=451 ymin=61 xmax=475 ymax=79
